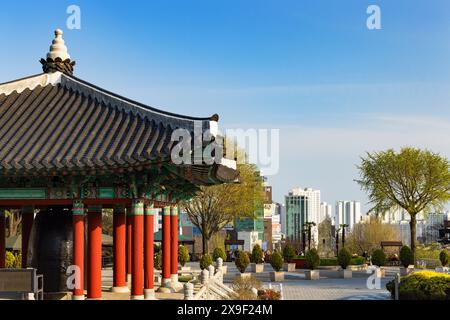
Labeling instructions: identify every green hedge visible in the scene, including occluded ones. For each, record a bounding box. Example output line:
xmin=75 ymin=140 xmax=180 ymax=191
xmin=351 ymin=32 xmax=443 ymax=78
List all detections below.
xmin=318 ymin=256 xmax=365 ymax=266
xmin=386 ymin=271 xmax=450 ymax=300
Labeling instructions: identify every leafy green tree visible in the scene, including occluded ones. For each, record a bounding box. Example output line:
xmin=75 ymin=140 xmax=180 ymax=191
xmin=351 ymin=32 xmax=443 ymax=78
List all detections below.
xmin=357 ymin=147 xmax=450 ymax=263
xmin=182 ymin=163 xmax=264 ymax=254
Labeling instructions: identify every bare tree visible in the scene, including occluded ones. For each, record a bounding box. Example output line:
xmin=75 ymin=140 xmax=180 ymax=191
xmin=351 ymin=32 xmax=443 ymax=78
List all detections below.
xmin=182 ymin=163 xmax=264 ymax=254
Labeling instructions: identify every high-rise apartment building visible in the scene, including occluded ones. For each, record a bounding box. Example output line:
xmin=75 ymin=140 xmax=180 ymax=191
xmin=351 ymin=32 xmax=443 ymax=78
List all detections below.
xmin=334 ymin=201 xmax=362 ymax=230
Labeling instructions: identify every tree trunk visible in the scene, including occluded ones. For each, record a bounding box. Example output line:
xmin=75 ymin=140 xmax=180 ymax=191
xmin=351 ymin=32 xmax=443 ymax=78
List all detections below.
xmin=202 ymin=233 xmax=209 ymax=255
xmin=410 ymin=214 xmax=417 ymax=265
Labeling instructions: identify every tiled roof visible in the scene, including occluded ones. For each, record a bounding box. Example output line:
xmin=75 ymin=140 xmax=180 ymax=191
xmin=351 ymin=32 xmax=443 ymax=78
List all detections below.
xmin=0 ymin=72 xmax=236 ymax=183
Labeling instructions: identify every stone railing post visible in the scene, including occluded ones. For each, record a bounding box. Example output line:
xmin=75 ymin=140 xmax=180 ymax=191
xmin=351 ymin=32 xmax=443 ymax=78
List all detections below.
xmin=208 ymin=265 xmax=215 ymax=278
xmin=216 ymin=258 xmax=223 ymax=272
xmin=201 ymin=269 xmax=209 ymax=285
xmin=184 ymin=282 xmax=194 ymax=300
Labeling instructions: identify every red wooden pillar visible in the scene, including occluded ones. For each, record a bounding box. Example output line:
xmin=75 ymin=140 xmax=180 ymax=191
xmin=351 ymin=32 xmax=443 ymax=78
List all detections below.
xmin=21 ymin=206 xmax=34 ymax=268
xmin=144 ymin=203 xmax=155 ymax=299
xmin=112 ymin=204 xmax=129 ymax=293
xmin=158 ymin=205 xmax=172 ymax=292
xmin=126 ymin=206 xmax=132 ymax=284
xmin=170 ymin=206 xmax=180 ymax=289
xmin=0 ymin=210 xmax=5 ymax=268
xmin=131 ymin=199 xmax=144 ymax=300
xmin=72 ymin=201 xmax=85 ymax=300
xmin=87 ymin=205 xmax=102 ymax=299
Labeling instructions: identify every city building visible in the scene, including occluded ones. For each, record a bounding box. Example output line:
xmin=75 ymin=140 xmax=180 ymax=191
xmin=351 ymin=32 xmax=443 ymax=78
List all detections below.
xmin=290 ymin=187 xmax=322 ymax=224
xmin=320 ymin=202 xmax=332 ymax=221
xmin=334 ymin=201 xmax=362 ymax=230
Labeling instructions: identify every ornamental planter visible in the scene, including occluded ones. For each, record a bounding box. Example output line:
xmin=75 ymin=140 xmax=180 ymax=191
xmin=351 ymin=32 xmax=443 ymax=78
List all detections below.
xmin=400 ymin=266 xmax=414 ymax=276
xmin=236 ymin=273 xmax=252 ymax=279
xmin=305 ymin=270 xmax=320 ymax=280
xmin=283 ymin=263 xmax=296 ymax=272
xmin=251 ymin=263 xmax=264 ymax=273
xmin=269 ymin=271 xmax=285 ymax=282
xmin=338 ymin=269 xmax=352 ymax=279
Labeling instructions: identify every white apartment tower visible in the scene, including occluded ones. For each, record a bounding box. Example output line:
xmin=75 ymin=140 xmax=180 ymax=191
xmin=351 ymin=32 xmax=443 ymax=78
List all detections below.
xmin=290 ymin=187 xmax=322 ymax=224
xmin=335 ymin=201 xmax=362 ymax=229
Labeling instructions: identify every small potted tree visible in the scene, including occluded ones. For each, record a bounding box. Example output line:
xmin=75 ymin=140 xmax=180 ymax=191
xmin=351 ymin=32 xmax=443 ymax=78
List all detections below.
xmin=213 ymin=247 xmax=228 ymax=274
xmin=371 ymin=249 xmax=386 ymax=277
xmin=235 ymin=250 xmax=251 ymax=278
xmin=436 ymin=250 xmax=449 ymax=273
xmin=305 ymin=248 xmax=320 ymax=280
xmin=251 ymin=244 xmax=264 ymax=273
xmin=337 ymin=248 xmax=352 ymax=278
xmin=282 ymin=244 xmax=296 ymax=272
xmin=269 ymin=251 xmax=284 ymax=282
xmin=399 ymin=245 xmax=414 ymax=276
xmin=178 ymin=245 xmax=190 ymax=271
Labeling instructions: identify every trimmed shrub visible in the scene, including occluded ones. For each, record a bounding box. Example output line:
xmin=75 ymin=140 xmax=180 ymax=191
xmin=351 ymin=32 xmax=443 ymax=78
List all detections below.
xmin=305 ymin=249 xmax=320 ymax=270
xmin=212 ymin=247 xmax=227 ymax=262
xmin=270 ymin=251 xmax=284 ymax=272
xmin=338 ymin=248 xmax=352 ymax=269
xmin=439 ymin=250 xmax=449 ymax=267
xmin=252 ymin=244 xmax=264 ymax=264
xmin=235 ymin=251 xmax=250 ymax=273
xmin=200 ymin=254 xmax=213 ymax=270
xmin=400 ymin=246 xmax=414 ymax=268
xmin=178 ymin=245 xmax=190 ymax=267
xmin=5 ymin=251 xmax=15 ymax=268
xmin=350 ymin=256 xmax=366 ymax=265
xmin=386 ymin=271 xmax=450 ymax=300
xmin=282 ymin=244 xmax=295 ymax=263
xmin=154 ymin=251 xmax=162 ymax=270
xmin=371 ymin=249 xmax=387 ymax=267
xmin=154 ymin=244 xmax=161 ymax=254
xmin=14 ymin=253 xmax=21 ymax=268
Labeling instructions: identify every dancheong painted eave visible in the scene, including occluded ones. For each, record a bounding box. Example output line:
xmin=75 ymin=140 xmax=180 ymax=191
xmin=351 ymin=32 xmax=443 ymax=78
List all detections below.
xmin=0 ymin=29 xmax=237 ymax=185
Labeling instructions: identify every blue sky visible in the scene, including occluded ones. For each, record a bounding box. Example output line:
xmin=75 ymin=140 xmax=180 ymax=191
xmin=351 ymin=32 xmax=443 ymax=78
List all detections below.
xmin=1 ymin=1 xmax=450 ymax=211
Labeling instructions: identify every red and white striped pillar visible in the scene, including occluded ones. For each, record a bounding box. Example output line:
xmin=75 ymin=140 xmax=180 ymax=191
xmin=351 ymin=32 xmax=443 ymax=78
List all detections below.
xmin=87 ymin=205 xmax=102 ymax=300
xmin=131 ymin=199 xmax=144 ymax=300
xmin=72 ymin=201 xmax=85 ymax=300
xmin=0 ymin=209 xmax=5 ymax=268
xmin=170 ymin=206 xmax=181 ymax=290
xmin=158 ymin=205 xmax=172 ymax=292
xmin=144 ymin=202 xmax=155 ymax=299
xmin=21 ymin=205 xmax=34 ymax=267
xmin=111 ymin=204 xmax=129 ymax=293
xmin=126 ymin=206 xmax=132 ymax=284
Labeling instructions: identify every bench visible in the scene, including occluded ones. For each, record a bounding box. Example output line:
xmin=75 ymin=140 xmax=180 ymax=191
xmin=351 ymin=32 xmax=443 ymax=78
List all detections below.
xmin=0 ymin=268 xmax=44 ymax=300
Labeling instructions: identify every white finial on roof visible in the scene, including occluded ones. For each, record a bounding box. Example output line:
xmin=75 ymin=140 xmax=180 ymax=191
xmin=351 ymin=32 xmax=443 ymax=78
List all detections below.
xmin=47 ymin=29 xmax=71 ymax=61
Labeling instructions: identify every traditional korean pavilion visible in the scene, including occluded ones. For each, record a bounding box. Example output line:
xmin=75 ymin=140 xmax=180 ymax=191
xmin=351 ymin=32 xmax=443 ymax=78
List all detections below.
xmin=0 ymin=29 xmax=237 ymax=300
